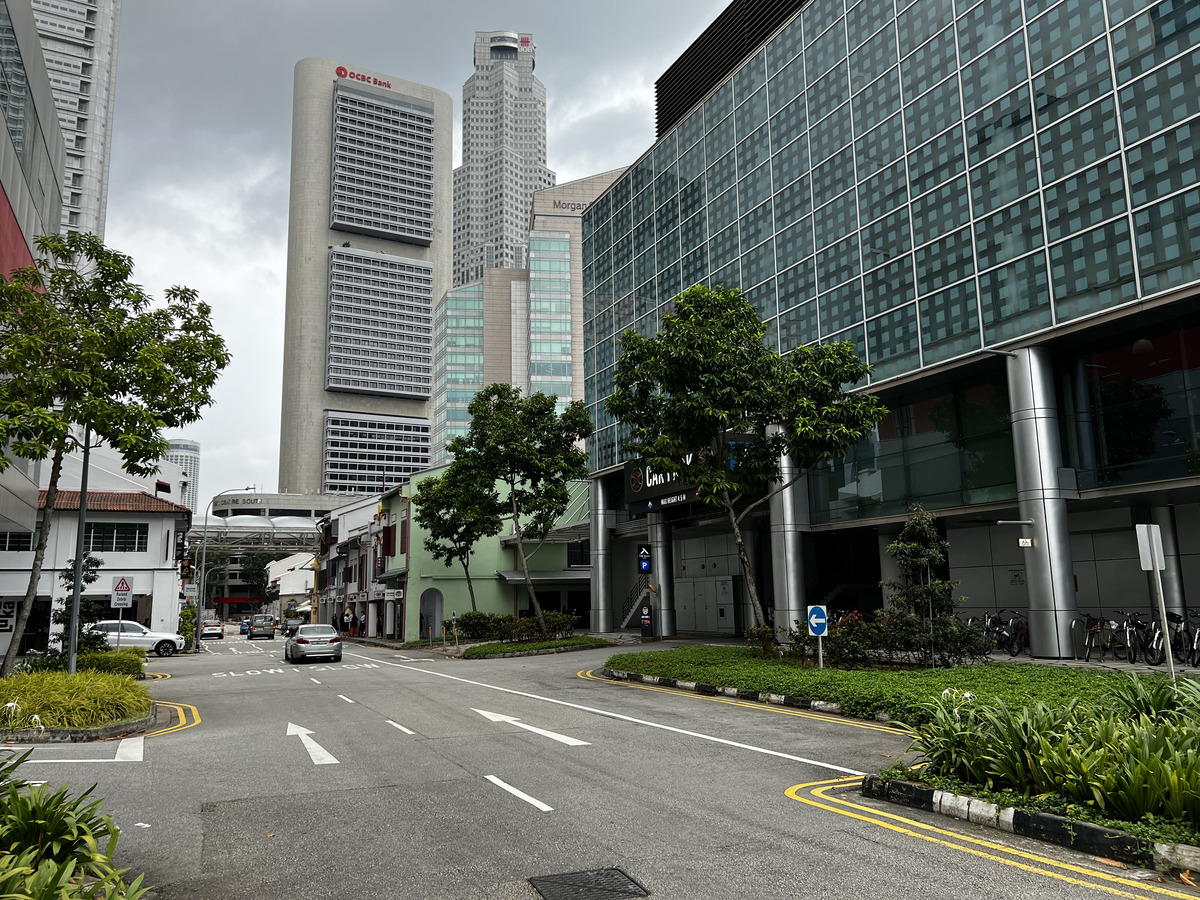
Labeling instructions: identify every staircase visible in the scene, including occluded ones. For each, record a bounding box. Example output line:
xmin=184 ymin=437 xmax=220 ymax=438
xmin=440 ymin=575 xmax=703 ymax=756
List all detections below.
xmin=619 ymin=572 xmax=651 ymax=628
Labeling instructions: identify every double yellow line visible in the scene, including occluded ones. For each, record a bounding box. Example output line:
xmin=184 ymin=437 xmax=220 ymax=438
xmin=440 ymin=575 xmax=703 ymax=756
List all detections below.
xmin=789 ymin=779 xmax=1193 ymax=899
xmin=145 ymin=701 xmax=201 ymax=737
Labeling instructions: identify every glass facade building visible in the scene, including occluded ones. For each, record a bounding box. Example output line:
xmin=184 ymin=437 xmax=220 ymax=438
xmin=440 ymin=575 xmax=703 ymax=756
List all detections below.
xmin=528 ymin=231 xmax=575 ymax=408
xmin=430 ymin=283 xmax=485 ymax=462
xmin=584 ymin=0 xmax=1200 ymax=473
xmin=582 ymin=0 xmax=1200 ymax=654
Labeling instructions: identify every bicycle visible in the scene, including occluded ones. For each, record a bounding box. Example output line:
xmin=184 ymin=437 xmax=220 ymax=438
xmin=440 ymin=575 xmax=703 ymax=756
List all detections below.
xmin=1114 ymin=609 xmax=1153 ymax=665
xmin=1082 ymin=613 xmax=1126 ymax=662
xmin=1189 ymin=610 xmax=1200 ymax=667
xmin=1005 ymin=613 xmax=1029 ymax=657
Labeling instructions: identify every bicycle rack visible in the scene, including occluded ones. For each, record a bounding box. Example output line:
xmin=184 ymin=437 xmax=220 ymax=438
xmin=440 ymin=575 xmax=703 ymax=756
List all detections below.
xmin=1069 ymin=617 xmax=1086 ymax=660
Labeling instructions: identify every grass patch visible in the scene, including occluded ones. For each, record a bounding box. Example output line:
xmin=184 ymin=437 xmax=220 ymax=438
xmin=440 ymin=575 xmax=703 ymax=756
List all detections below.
xmin=0 ymin=671 xmax=152 ymax=730
xmin=462 ymin=636 xmax=612 ymax=659
xmin=604 ymin=645 xmax=1133 ymax=723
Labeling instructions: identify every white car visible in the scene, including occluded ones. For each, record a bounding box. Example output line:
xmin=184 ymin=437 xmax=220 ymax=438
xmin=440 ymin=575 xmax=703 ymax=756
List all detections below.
xmin=85 ymin=620 xmax=186 ymax=657
xmin=200 ymin=620 xmax=224 ymax=640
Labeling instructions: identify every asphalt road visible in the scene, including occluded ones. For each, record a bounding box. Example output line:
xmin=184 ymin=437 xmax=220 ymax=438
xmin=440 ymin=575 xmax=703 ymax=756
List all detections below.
xmin=12 ymin=635 xmax=1196 ymax=900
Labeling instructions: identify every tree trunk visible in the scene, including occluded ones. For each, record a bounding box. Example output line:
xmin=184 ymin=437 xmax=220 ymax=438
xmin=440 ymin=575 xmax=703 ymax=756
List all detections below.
xmin=1 ymin=444 xmax=65 ymax=676
xmin=459 ymin=557 xmax=478 ymax=612
xmin=511 ymin=493 xmax=548 ymax=638
xmin=722 ymin=491 xmax=767 ymax=629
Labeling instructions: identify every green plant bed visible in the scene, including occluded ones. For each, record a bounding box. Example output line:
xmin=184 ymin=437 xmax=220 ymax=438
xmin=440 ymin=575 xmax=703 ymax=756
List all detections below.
xmin=604 ymin=646 xmax=1135 ymax=723
xmin=463 ymin=636 xmax=612 ymax=659
xmin=0 ymin=671 xmax=152 ymax=730
xmin=881 ymin=764 xmax=1200 ymax=849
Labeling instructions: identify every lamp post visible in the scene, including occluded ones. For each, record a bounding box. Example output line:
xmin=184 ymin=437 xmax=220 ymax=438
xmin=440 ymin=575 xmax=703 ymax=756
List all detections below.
xmin=195 ymin=486 xmax=252 ymax=651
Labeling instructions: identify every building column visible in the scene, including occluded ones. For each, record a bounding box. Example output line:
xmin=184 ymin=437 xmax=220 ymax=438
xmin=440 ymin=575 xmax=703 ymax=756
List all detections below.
xmin=648 ymin=510 xmax=676 ymax=637
xmin=878 ymin=531 xmax=901 ymax=608
xmin=590 ymin=477 xmax=614 ymax=633
xmin=1007 ymin=346 xmax=1077 ymax=658
xmin=1151 ymin=505 xmax=1187 ymax=616
xmin=770 ymin=442 xmax=809 ymax=639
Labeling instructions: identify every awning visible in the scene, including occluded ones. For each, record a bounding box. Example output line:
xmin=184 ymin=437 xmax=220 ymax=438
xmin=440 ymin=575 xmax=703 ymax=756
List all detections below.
xmin=494 ymin=569 xmax=591 ymax=585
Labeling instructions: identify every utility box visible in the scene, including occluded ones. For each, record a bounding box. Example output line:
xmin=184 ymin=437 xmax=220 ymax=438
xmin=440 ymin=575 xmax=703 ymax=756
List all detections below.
xmin=640 ymin=603 xmax=655 ymax=639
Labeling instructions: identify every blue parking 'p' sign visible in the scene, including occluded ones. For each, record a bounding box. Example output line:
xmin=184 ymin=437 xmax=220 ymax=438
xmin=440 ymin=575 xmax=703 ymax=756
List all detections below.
xmin=807 ymin=605 xmax=828 ymax=637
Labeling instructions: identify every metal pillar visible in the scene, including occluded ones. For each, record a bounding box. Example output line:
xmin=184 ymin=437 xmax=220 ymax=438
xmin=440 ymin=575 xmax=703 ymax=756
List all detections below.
xmin=590 ymin=477 xmax=614 ymax=633
xmin=648 ymin=511 xmax=676 ymax=637
xmin=1007 ymin=347 xmax=1077 ymax=658
xmin=1151 ymin=505 xmax=1187 ymax=616
xmin=769 ymin=443 xmax=809 ymax=640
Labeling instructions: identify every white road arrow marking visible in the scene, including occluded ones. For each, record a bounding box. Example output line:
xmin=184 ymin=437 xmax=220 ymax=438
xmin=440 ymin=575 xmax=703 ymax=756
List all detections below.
xmin=485 ymin=775 xmax=553 ymax=812
xmin=473 ymin=708 xmax=590 ymax=746
xmin=286 ymin=722 xmax=339 ymax=765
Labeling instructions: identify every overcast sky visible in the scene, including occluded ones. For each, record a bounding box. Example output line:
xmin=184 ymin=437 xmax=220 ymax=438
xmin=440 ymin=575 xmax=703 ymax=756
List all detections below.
xmin=104 ymin=0 xmax=728 ymax=510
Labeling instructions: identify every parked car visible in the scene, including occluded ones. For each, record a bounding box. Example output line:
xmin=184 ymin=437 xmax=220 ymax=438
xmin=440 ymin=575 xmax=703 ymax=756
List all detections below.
xmin=284 ymin=617 xmax=304 ymax=636
xmin=84 ymin=620 xmax=186 ymax=657
xmin=247 ymin=613 xmax=275 ymax=640
xmin=200 ymin=621 xmax=224 ymax=640
xmin=284 ymin=624 xmax=342 ymax=663
xmin=239 ymin=617 xmax=250 ymax=634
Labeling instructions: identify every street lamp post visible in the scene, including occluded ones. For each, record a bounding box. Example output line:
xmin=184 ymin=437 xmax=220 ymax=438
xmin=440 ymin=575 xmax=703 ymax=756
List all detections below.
xmin=195 ymin=486 xmax=252 ymax=651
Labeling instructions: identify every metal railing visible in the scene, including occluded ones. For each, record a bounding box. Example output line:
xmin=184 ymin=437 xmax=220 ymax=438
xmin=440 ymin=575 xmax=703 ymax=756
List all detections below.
xmin=619 ymin=572 xmax=651 ymax=628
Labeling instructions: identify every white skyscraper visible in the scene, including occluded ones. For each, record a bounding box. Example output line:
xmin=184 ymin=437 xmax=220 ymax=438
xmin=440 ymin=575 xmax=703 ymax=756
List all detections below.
xmin=452 ymin=31 xmax=554 ymax=287
xmin=165 ymin=439 xmax=200 ymax=513
xmin=32 ymin=0 xmax=121 ymax=238
xmin=278 ymin=59 xmax=452 ymax=496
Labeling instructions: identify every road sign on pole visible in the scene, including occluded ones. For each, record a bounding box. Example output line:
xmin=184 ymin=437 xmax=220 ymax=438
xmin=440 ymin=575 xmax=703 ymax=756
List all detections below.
xmin=111 ymin=576 xmax=133 ymax=609
xmin=808 ymin=605 xmax=828 ymax=670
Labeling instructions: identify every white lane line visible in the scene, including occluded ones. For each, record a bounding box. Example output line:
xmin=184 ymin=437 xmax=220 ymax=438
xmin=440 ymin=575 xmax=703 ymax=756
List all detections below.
xmin=485 ymin=775 xmax=553 ymax=812
xmin=338 ymin=694 xmax=355 ymax=704
xmin=310 ymin=678 xmax=321 ymax=684
xmin=346 ymin=653 xmax=864 ymax=776
xmin=386 ymin=720 xmax=415 ymax=735
xmin=114 ymin=736 xmax=144 ymax=761
xmin=20 ymin=735 xmax=144 ymax=765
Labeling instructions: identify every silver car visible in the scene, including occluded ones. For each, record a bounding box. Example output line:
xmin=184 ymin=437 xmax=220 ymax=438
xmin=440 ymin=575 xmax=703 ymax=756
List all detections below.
xmin=284 ymin=624 xmax=342 ymax=664
xmin=85 ymin=620 xmax=186 ymax=657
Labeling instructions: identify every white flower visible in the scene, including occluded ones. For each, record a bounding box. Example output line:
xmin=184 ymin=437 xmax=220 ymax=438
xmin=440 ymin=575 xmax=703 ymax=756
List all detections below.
xmin=941 ymin=688 xmax=952 ymax=699
xmin=962 ymin=692 xmax=975 ymax=703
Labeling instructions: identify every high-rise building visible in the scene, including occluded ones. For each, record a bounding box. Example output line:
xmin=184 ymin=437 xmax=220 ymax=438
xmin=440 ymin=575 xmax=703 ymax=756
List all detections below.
xmin=583 ymin=0 xmax=1200 ymax=653
xmin=432 ymin=171 xmax=623 ymax=464
xmin=31 ymin=0 xmax=120 ymax=238
xmin=278 ymin=59 xmax=452 ymax=495
xmin=164 ymin=439 xmax=199 ymax=513
xmin=452 ymin=31 xmax=555 ymax=287
xmin=0 ymin=0 xmax=64 ymax=538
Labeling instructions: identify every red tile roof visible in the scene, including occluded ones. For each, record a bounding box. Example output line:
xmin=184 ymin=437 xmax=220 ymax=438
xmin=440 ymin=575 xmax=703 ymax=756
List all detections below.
xmin=39 ymin=491 xmax=191 ymax=515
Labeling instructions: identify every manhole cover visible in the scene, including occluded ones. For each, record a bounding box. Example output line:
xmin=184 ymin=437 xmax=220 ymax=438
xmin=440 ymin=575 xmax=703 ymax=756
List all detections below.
xmin=528 ymin=867 xmax=649 ymax=899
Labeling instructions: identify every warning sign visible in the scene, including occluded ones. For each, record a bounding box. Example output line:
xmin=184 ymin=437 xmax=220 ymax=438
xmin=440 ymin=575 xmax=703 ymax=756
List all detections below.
xmin=111 ymin=576 xmax=133 ymax=609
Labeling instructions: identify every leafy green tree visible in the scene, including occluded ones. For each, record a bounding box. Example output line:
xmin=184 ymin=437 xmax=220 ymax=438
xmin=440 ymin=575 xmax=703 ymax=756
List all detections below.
xmin=606 ymin=284 xmax=887 ymax=628
xmin=238 ymin=551 xmax=292 ymax=613
xmin=881 ymin=503 xmax=961 ymax=620
xmin=0 ymin=233 xmax=230 ymax=675
xmin=49 ymin=554 xmax=109 ymax=654
xmin=411 ymin=458 xmax=502 ymax=613
xmin=446 ymin=384 xmax=593 ymax=637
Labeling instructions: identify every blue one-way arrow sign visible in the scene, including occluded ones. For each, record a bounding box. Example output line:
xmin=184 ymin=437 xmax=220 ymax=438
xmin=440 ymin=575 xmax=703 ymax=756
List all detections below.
xmin=807 ymin=605 xmax=828 ymax=637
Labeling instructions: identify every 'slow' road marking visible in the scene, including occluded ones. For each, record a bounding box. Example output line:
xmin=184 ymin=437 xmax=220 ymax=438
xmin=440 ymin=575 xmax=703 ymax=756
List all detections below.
xmin=485 ymin=775 xmax=553 ymax=812
xmin=387 ymin=720 xmax=415 ymax=734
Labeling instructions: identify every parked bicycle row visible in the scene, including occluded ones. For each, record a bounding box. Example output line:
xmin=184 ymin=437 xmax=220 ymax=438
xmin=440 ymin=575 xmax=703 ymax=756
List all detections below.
xmin=1070 ymin=608 xmax=1200 ymax=667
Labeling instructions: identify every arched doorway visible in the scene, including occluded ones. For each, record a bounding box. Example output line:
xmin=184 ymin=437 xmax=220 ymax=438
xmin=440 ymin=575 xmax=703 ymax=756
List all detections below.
xmin=419 ymin=588 xmax=443 ymax=641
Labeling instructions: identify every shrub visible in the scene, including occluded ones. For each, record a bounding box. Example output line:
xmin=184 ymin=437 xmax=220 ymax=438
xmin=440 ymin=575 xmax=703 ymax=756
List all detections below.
xmin=0 ymin=781 xmax=119 ymax=878
xmin=0 ymin=848 xmax=150 ymax=900
xmin=77 ymin=650 xmax=144 ymax=677
xmin=0 ymin=672 xmax=151 ymax=729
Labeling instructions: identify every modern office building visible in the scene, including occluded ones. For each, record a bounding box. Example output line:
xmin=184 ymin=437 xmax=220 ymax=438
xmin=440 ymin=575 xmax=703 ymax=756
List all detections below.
xmin=583 ymin=0 xmax=1200 ymax=656
xmin=278 ymin=58 xmax=452 ymax=495
xmin=164 ymin=439 xmax=199 ymax=513
xmin=452 ymin=31 xmax=555 ymax=286
xmin=432 ymin=171 xmax=623 ymax=463
xmin=0 ymin=0 xmax=65 ymax=545
xmin=31 ymin=0 xmax=121 ymax=238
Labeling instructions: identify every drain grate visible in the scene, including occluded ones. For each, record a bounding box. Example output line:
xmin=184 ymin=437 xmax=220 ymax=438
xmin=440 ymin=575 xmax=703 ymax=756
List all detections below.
xmin=528 ymin=867 xmax=650 ymax=899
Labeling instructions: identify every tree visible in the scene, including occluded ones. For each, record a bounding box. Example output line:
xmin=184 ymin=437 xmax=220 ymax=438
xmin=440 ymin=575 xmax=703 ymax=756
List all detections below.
xmin=411 ymin=457 xmax=502 ymax=613
xmin=606 ymin=284 xmax=887 ymax=629
xmin=49 ymin=554 xmax=108 ymax=654
xmin=446 ymin=384 xmax=593 ymax=637
xmin=880 ymin=503 xmax=960 ymax=620
xmin=239 ymin=551 xmax=292 ymax=613
xmin=0 ymin=233 xmax=230 ymax=675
